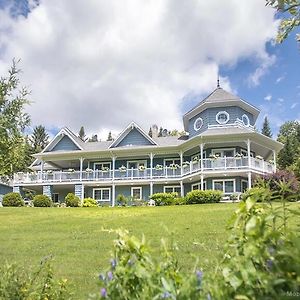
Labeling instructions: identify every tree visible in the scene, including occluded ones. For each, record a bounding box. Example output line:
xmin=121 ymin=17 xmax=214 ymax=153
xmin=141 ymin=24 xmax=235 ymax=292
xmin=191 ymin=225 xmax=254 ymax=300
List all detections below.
xmin=261 ymin=116 xmax=273 ymax=137
xmin=89 ymin=134 xmax=98 ymax=142
xmin=107 ymin=131 xmax=113 ymax=141
xmin=158 ymin=127 xmax=163 ymax=137
xmin=0 ymin=60 xmax=31 ymax=176
xmin=30 ymin=125 xmax=49 ymax=153
xmin=148 ymin=127 xmax=152 ymax=138
xmin=266 ymin=0 xmax=300 ymax=43
xmin=78 ymin=126 xmax=86 ymax=141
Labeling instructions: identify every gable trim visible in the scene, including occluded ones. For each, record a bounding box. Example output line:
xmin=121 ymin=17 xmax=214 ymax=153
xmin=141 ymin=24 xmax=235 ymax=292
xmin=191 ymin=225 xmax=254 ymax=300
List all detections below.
xmin=109 ymin=122 xmax=157 ymax=148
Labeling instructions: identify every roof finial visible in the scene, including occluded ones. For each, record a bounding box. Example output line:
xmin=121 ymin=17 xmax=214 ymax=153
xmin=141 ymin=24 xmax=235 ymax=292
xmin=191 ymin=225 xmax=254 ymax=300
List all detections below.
xmin=217 ymin=73 xmax=220 ymax=88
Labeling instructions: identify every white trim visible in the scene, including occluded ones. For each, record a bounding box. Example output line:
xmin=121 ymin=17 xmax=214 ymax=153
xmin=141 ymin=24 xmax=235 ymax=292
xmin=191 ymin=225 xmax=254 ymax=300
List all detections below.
xmin=131 ymin=187 xmax=142 ymax=199
xmin=93 ymin=187 xmax=111 ymax=202
xmin=109 ymin=122 xmax=157 ymax=148
xmin=241 ymin=114 xmax=250 ymax=127
xmin=93 ymin=162 xmax=111 ymax=171
xmin=163 ymin=158 xmax=180 ymax=168
xmin=193 ymin=117 xmax=203 ymax=131
xmin=241 ymin=179 xmax=248 ymax=192
xmin=212 ymin=179 xmax=235 ymax=194
xmin=216 ymin=111 xmax=230 ymax=124
xmin=211 ymin=148 xmax=236 ymax=157
xmin=127 ymin=160 xmax=147 ymax=169
xmin=52 ymin=193 xmax=59 ymax=202
xmin=191 ymin=181 xmax=206 ymax=190
xmin=163 ymin=185 xmax=181 ymax=193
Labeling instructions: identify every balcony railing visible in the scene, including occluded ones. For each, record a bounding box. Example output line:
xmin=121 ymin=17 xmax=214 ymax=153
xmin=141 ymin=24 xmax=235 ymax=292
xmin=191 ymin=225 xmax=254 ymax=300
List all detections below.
xmin=13 ymin=156 xmax=275 ymax=184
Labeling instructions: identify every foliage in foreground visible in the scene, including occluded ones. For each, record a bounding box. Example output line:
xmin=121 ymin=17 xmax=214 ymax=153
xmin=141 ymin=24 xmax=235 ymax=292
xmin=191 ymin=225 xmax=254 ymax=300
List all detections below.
xmin=33 ymin=194 xmax=53 ymax=207
xmin=65 ymin=193 xmax=80 ymax=207
xmin=96 ymin=187 xmax=300 ymax=299
xmin=83 ymin=198 xmax=98 ymax=207
xmin=185 ymin=190 xmax=222 ymax=204
xmin=2 ymin=192 xmax=24 ymax=207
xmin=0 ymin=260 xmax=70 ymax=300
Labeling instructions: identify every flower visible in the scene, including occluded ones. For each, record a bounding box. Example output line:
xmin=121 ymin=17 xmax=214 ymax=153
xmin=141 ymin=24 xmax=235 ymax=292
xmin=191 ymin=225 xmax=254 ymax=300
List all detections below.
xmin=119 ymin=165 xmax=127 ymax=172
xmin=110 ymin=259 xmax=117 ymax=269
xmin=193 ymin=156 xmax=199 ymax=162
xmin=169 ymin=163 xmax=180 ymax=170
xmin=235 ymin=153 xmax=243 ymax=158
xmin=138 ymin=165 xmax=146 ymax=171
xmin=100 ymin=287 xmax=107 ymax=298
xmin=161 ymin=292 xmax=172 ymax=298
xmin=196 ymin=270 xmax=203 ymax=284
xmin=182 ymin=161 xmax=190 ymax=167
xmin=256 ymin=155 xmax=263 ymax=160
xmin=67 ymin=168 xmax=75 ymax=172
xmin=107 ymin=271 xmax=113 ymax=280
xmin=86 ymin=168 xmax=93 ymax=173
xmin=101 ymin=166 xmax=110 ymax=172
xmin=155 ymin=164 xmax=163 ymax=170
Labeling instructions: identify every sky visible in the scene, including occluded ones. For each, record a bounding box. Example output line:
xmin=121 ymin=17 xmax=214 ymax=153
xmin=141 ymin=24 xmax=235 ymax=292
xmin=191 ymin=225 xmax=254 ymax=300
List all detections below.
xmin=0 ymin=0 xmax=299 ymax=140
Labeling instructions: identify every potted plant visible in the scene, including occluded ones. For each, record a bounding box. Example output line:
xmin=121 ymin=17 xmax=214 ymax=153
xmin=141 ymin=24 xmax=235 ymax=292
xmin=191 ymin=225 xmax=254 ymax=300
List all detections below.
xmin=235 ymin=153 xmax=243 ymax=158
xmin=101 ymin=166 xmax=110 ymax=173
xmin=119 ymin=165 xmax=127 ymax=173
xmin=256 ymin=155 xmax=263 ymax=160
xmin=67 ymin=168 xmax=75 ymax=172
xmin=138 ymin=165 xmax=146 ymax=171
xmin=85 ymin=168 xmax=93 ymax=173
xmin=155 ymin=164 xmax=163 ymax=171
xmin=169 ymin=163 xmax=180 ymax=170
xmin=182 ymin=161 xmax=190 ymax=168
xmin=192 ymin=156 xmax=199 ymax=163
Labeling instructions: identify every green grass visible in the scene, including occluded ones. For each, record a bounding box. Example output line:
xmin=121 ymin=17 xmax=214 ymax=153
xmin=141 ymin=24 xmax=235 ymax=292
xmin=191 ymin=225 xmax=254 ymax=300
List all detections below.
xmin=0 ymin=204 xmax=248 ymax=298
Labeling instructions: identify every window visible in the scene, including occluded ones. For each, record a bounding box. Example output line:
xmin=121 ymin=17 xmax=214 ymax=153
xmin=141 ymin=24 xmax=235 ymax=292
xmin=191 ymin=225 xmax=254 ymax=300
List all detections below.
xmin=93 ymin=188 xmax=110 ymax=202
xmin=164 ymin=186 xmax=181 ymax=194
xmin=240 ymin=149 xmax=254 ymax=157
xmin=191 ymin=181 xmax=206 ymax=190
xmin=212 ymin=148 xmax=235 ymax=158
xmin=52 ymin=193 xmax=59 ymax=203
xmin=131 ymin=187 xmax=142 ymax=199
xmin=213 ymin=179 xmax=235 ymax=194
xmin=94 ymin=162 xmax=111 ymax=171
xmin=242 ymin=114 xmax=250 ymax=127
xmin=216 ymin=111 xmax=229 ymax=124
xmin=241 ymin=180 xmax=248 ymax=193
xmin=193 ymin=117 xmax=203 ymax=131
xmin=127 ymin=160 xmax=147 ymax=169
xmin=191 ymin=152 xmax=206 ymax=161
xmin=164 ymin=159 xmax=180 ymax=167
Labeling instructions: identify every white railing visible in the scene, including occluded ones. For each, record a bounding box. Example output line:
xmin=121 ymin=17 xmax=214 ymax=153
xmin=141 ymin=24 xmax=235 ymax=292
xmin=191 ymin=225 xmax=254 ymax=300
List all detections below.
xmin=208 ymin=120 xmax=255 ymax=131
xmin=13 ymin=156 xmax=275 ymax=184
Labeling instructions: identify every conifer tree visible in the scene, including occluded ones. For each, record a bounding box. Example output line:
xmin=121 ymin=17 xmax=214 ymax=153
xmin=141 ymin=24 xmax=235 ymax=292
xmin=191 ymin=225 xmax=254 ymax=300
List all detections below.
xmin=78 ymin=126 xmax=86 ymax=141
xmin=107 ymin=131 xmax=113 ymax=141
xmin=261 ymin=116 xmax=272 ymax=138
xmin=148 ymin=127 xmax=152 ymax=138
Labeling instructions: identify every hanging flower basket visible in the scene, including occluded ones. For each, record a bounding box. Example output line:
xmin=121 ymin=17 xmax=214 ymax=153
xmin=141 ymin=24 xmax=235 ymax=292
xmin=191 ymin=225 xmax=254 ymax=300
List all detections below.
xmin=182 ymin=161 xmax=190 ymax=168
xmin=169 ymin=163 xmax=180 ymax=170
xmin=155 ymin=164 xmax=163 ymax=171
xmin=67 ymin=168 xmax=75 ymax=172
xmin=85 ymin=168 xmax=93 ymax=173
xmin=256 ymin=155 xmax=263 ymax=160
xmin=209 ymin=154 xmax=220 ymax=160
xmin=119 ymin=165 xmax=127 ymax=173
xmin=269 ymin=159 xmax=274 ymax=164
xmin=101 ymin=167 xmax=110 ymax=173
xmin=138 ymin=165 xmax=146 ymax=171
xmin=47 ymin=170 xmax=53 ymax=174
xmin=235 ymin=153 xmax=243 ymax=158
xmin=192 ymin=156 xmax=199 ymax=162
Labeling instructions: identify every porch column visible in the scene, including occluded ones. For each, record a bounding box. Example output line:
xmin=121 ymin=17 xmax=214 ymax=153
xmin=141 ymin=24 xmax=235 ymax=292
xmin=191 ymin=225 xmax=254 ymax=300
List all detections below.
xmin=273 ymin=150 xmax=277 ymax=171
xmin=247 ymin=139 xmax=251 ymax=168
xmin=150 ymin=181 xmax=153 ymax=197
xmin=248 ymin=172 xmax=252 ymax=190
xmin=179 ymin=151 xmax=183 ymax=176
xmin=180 ymin=180 xmax=184 ymax=197
xmin=149 ymin=153 xmax=153 ymax=179
xmin=200 ymin=144 xmax=204 ymax=172
xmin=200 ymin=175 xmax=204 ymax=191
xmin=13 ymin=186 xmax=21 ymax=194
xmin=112 ymin=183 xmax=115 ymax=207
xmin=79 ymin=157 xmax=84 ymax=181
xmin=75 ymin=184 xmax=84 ymax=201
xmin=112 ymin=156 xmax=116 ymax=179
xmin=43 ymin=185 xmax=53 ymax=199
xmin=40 ymin=160 xmax=44 ymax=182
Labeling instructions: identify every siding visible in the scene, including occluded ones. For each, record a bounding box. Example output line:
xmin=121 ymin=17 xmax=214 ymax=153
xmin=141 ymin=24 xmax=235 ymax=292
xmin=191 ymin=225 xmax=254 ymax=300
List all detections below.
xmin=0 ymin=183 xmax=13 ymax=201
xmin=49 ymin=135 xmax=80 ymax=152
xmin=188 ymin=106 xmax=255 ymax=138
xmin=114 ymin=128 xmax=154 ymax=147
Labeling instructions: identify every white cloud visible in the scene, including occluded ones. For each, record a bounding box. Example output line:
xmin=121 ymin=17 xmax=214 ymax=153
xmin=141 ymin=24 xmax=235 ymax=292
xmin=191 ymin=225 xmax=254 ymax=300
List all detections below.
xmin=0 ymin=0 xmax=279 ymax=138
xmin=264 ymin=94 xmax=272 ymax=101
xmin=278 ymin=98 xmax=284 ymax=102
xmin=276 ymin=75 xmax=285 ymax=83
xmin=291 ymin=102 xmax=298 ymax=109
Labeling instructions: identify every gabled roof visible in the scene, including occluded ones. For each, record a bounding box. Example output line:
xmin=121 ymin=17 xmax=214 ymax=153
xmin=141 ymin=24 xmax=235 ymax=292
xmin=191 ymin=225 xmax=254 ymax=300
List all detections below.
xmin=41 ymin=127 xmax=84 ymax=153
xmin=109 ymin=122 xmax=157 ymax=148
xmin=183 ymin=87 xmax=260 ymax=131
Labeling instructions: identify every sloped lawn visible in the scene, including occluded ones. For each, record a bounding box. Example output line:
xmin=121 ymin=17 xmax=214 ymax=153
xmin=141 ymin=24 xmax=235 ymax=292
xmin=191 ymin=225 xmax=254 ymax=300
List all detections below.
xmin=0 ymin=204 xmax=239 ymax=298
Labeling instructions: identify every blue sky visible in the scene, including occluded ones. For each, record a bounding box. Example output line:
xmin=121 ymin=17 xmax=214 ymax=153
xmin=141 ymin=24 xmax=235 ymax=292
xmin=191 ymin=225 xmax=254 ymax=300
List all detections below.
xmin=0 ymin=0 xmax=299 ymax=139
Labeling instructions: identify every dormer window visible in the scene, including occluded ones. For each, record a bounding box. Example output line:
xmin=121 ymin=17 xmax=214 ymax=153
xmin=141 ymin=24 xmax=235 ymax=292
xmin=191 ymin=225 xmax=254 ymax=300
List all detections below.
xmin=194 ymin=117 xmax=203 ymax=131
xmin=242 ymin=114 xmax=250 ymax=127
xmin=216 ymin=111 xmax=229 ymax=124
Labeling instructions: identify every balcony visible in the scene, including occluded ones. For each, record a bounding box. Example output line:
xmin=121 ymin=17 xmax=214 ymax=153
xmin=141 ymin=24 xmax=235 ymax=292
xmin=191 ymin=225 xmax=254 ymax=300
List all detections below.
xmin=13 ymin=156 xmax=275 ymax=185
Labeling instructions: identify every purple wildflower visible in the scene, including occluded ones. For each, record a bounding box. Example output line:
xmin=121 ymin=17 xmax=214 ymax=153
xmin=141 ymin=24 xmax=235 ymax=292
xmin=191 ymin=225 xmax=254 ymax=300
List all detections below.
xmin=266 ymin=259 xmax=273 ymax=270
xmin=162 ymin=291 xmax=171 ymax=298
xmin=100 ymin=288 xmax=107 ymax=298
xmin=107 ymin=271 xmax=113 ymax=280
xmin=110 ymin=259 xmax=117 ymax=269
xmin=99 ymin=274 xmax=105 ymax=281
xmin=196 ymin=270 xmax=203 ymax=281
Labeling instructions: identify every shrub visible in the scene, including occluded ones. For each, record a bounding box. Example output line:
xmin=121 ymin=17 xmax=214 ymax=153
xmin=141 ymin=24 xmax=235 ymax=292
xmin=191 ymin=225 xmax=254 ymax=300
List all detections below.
xmin=116 ymin=194 xmax=128 ymax=206
xmin=33 ymin=194 xmax=53 ymax=207
xmin=65 ymin=193 xmax=81 ymax=207
xmin=149 ymin=192 xmax=178 ymax=206
xmin=82 ymin=197 xmax=98 ymax=207
xmin=241 ymin=186 xmax=272 ymax=202
xmin=2 ymin=192 xmax=24 ymax=207
xmin=185 ymin=190 xmax=222 ymax=204
xmin=0 ymin=261 xmax=70 ymax=299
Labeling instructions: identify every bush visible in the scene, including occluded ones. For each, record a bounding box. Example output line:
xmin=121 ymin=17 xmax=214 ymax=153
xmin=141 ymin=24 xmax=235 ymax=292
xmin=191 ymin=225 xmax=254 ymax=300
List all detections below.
xmin=116 ymin=194 xmax=128 ymax=206
xmin=149 ymin=192 xmax=178 ymax=206
xmin=241 ymin=187 xmax=272 ymax=202
xmin=65 ymin=193 xmax=81 ymax=207
xmin=0 ymin=261 xmax=70 ymax=299
xmin=33 ymin=194 xmax=53 ymax=207
xmin=185 ymin=190 xmax=222 ymax=204
xmin=82 ymin=197 xmax=98 ymax=207
xmin=2 ymin=192 xmax=24 ymax=207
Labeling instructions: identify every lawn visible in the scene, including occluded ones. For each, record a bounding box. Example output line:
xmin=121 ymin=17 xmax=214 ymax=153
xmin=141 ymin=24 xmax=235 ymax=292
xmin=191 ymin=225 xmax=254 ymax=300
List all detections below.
xmin=0 ymin=204 xmax=250 ymax=298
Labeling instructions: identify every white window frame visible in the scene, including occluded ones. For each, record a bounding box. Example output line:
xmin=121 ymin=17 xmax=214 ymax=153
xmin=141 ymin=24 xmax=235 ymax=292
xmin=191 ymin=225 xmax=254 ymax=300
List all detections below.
xmin=241 ymin=179 xmax=248 ymax=192
xmin=127 ymin=160 xmax=147 ymax=169
xmin=193 ymin=117 xmax=203 ymax=131
xmin=191 ymin=181 xmax=206 ymax=191
xmin=164 ymin=158 xmax=181 ymax=168
xmin=211 ymin=148 xmax=236 ymax=158
xmin=241 ymin=114 xmax=250 ymax=127
xmin=216 ymin=111 xmax=230 ymax=124
xmin=164 ymin=185 xmax=181 ymax=194
xmin=131 ymin=187 xmax=142 ymax=199
xmin=93 ymin=162 xmax=111 ymax=171
xmin=212 ymin=179 xmax=236 ymax=194
xmin=93 ymin=188 xmax=111 ymax=202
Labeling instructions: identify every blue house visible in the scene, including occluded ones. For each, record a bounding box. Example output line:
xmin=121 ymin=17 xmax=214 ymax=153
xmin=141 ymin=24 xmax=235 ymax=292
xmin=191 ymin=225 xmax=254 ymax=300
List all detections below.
xmin=0 ymin=182 xmax=13 ymax=204
xmin=13 ymin=87 xmax=283 ymax=205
